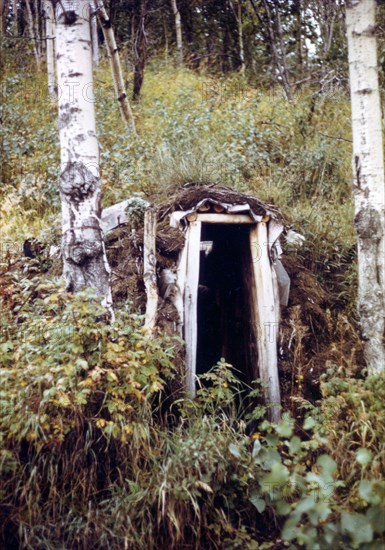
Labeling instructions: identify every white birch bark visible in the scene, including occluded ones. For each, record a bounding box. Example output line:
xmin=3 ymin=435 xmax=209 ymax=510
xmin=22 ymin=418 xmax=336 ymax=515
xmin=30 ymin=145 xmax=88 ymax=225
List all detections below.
xmin=346 ymin=0 xmax=385 ymax=372
xmin=230 ymin=0 xmax=245 ymax=76
xmin=90 ymin=7 xmax=99 ymax=66
xmin=93 ymin=0 xmax=136 ymax=132
xmin=45 ymin=0 xmax=56 ymax=100
xmin=25 ymin=0 xmax=41 ymax=68
xmin=170 ymin=0 xmax=183 ymax=65
xmin=55 ymin=0 xmax=113 ymax=317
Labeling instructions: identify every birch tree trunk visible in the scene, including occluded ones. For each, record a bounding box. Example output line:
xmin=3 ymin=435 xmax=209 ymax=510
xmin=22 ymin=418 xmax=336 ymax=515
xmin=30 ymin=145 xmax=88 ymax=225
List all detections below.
xmin=90 ymin=7 xmax=99 ymax=66
xmin=346 ymin=0 xmax=385 ymax=372
xmin=230 ymin=0 xmax=245 ymax=76
xmin=93 ymin=0 xmax=135 ymax=132
xmin=170 ymin=0 xmax=183 ymax=65
xmin=25 ymin=0 xmax=41 ymax=68
xmin=45 ymin=0 xmax=55 ymax=100
xmin=55 ymin=0 xmax=113 ymax=316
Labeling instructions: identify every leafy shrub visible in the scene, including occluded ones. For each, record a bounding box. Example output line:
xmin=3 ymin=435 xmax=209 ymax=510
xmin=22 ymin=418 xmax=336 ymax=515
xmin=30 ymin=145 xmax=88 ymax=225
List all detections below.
xmin=1 ymin=307 xmax=385 ymax=550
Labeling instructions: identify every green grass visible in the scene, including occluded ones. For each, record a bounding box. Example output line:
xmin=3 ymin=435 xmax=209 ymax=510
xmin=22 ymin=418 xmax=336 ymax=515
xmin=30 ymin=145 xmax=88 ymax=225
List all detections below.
xmin=1 ymin=56 xmax=357 ymax=310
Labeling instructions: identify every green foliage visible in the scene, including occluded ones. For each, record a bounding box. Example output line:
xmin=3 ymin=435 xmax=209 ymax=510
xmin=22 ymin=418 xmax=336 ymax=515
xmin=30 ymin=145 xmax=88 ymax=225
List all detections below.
xmin=1 ymin=314 xmax=385 ymax=550
xmin=0 ymin=283 xmax=177 ymax=446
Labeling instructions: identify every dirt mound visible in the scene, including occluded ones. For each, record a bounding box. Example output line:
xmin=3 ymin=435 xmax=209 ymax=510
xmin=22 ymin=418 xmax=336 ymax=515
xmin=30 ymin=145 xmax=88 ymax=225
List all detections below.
xmin=158 ymin=184 xmax=283 ymax=221
xmin=279 ymin=255 xmax=363 ymax=413
xmin=106 ymin=219 xmax=185 ymax=315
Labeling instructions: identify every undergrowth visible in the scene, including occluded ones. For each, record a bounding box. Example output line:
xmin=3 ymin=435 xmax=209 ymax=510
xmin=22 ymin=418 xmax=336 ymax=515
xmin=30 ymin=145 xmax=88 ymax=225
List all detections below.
xmin=0 ymin=281 xmax=383 ymax=549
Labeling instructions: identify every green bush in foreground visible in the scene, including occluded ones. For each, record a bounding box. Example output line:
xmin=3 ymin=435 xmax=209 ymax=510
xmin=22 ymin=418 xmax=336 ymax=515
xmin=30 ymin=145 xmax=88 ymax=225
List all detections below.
xmin=0 ymin=284 xmax=384 ymax=549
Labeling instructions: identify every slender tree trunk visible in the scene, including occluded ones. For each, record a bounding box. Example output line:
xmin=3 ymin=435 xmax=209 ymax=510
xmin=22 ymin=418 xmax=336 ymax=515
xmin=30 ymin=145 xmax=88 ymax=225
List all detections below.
xmin=0 ymin=0 xmax=5 ymax=37
xmin=55 ymin=0 xmax=113 ymax=316
xmin=45 ymin=0 xmax=55 ymax=99
xmin=93 ymin=0 xmax=136 ymax=132
xmin=90 ymin=7 xmax=99 ymax=66
xmin=222 ymin=8 xmax=231 ymax=72
xmin=132 ymin=0 xmax=148 ymax=101
xmin=25 ymin=0 xmax=40 ymax=68
xmin=163 ymin=15 xmax=169 ymax=59
xmin=237 ymin=1 xmax=245 ymax=75
xmin=33 ymin=0 xmax=41 ymax=56
xmin=346 ymin=0 xmax=385 ymax=372
xmin=12 ymin=0 xmax=17 ymax=35
xmin=170 ymin=0 xmax=183 ymax=65
xmin=230 ymin=0 xmax=245 ymax=75
xmin=293 ymin=0 xmax=303 ymax=84
xmin=249 ymin=0 xmax=292 ymax=100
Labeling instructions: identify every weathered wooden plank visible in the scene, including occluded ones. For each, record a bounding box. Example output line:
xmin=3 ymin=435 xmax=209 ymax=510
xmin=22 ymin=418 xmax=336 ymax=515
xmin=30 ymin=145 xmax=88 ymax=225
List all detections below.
xmin=174 ymin=238 xmax=189 ymax=336
xmin=143 ymin=209 xmax=158 ymax=332
xmin=196 ymin=213 xmax=254 ymax=224
xmin=250 ymin=222 xmax=281 ymax=422
xmin=101 ymin=199 xmax=130 ymax=233
xmin=184 ymin=221 xmax=201 ymax=396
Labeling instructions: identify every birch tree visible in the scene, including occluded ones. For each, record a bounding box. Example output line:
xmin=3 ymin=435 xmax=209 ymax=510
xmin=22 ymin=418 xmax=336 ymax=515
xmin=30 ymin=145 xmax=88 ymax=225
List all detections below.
xmin=93 ymin=0 xmax=136 ymax=132
xmin=55 ymin=0 xmax=113 ymax=316
xmin=346 ymin=0 xmax=385 ymax=372
xmin=44 ymin=0 xmax=56 ymax=99
xmin=230 ymin=0 xmax=245 ymax=76
xmin=25 ymin=0 xmax=41 ymax=68
xmin=170 ymin=0 xmax=183 ymax=65
xmin=90 ymin=7 xmax=99 ymax=66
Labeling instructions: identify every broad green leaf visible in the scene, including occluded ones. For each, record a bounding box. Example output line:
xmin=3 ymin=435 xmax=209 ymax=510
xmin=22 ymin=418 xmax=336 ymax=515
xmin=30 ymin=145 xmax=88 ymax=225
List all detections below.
xmin=288 ymin=436 xmax=301 ymax=455
xmin=341 ymin=511 xmax=373 ymax=546
xmin=303 ymin=417 xmax=316 ymax=430
xmin=249 ymin=491 xmax=266 ymax=513
xmin=316 ymin=455 xmax=337 ymax=484
xmin=356 ymin=447 xmax=372 ymax=466
xmin=276 ymin=416 xmax=293 ymax=438
xmin=261 ymin=461 xmax=289 ymax=493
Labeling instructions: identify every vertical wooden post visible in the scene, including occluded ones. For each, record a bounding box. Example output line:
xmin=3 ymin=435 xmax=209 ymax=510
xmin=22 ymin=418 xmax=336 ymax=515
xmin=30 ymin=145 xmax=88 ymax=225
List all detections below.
xmin=184 ymin=221 xmax=201 ymax=396
xmin=250 ymin=222 xmax=281 ymax=422
xmin=174 ymin=239 xmax=188 ymax=337
xmin=143 ymin=209 xmax=158 ymax=332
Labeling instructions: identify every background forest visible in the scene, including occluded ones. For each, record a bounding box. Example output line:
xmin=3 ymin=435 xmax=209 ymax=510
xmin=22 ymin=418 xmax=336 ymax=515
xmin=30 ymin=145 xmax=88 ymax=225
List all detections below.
xmin=1 ymin=1 xmax=385 ymax=549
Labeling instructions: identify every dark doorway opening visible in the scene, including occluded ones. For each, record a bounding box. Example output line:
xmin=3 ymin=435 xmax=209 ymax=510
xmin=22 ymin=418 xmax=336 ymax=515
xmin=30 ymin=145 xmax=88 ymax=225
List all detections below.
xmin=196 ymin=223 xmax=257 ymax=386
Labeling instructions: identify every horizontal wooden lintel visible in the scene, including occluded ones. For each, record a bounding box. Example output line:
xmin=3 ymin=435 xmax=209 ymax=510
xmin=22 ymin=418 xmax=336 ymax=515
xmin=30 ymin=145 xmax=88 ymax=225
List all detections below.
xmin=196 ymin=213 xmax=257 ymax=224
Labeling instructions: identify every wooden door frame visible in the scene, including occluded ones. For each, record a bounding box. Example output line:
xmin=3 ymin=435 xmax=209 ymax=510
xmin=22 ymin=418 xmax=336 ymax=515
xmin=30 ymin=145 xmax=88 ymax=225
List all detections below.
xmin=181 ymin=213 xmax=281 ymax=421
